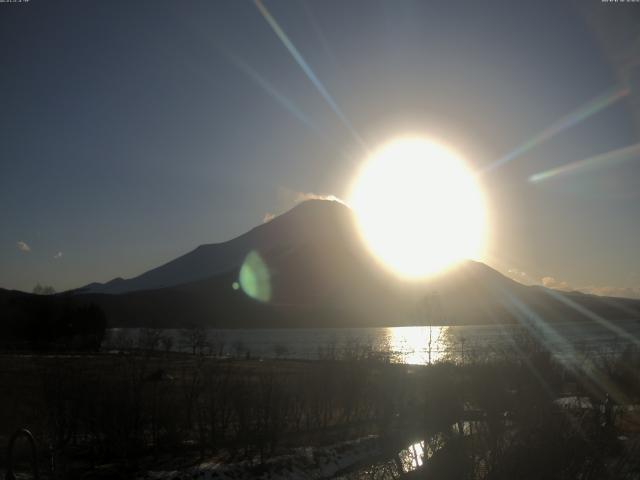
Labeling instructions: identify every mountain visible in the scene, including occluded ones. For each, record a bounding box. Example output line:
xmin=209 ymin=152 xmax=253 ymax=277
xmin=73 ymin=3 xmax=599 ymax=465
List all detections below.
xmin=73 ymin=200 xmax=640 ymax=328
xmin=4 ymin=200 xmax=640 ymax=328
xmin=79 ymin=200 xmax=358 ymax=294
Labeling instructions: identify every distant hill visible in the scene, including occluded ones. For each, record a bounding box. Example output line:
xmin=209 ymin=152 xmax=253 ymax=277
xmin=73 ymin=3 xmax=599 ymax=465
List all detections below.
xmin=3 ymin=200 xmax=640 ymax=328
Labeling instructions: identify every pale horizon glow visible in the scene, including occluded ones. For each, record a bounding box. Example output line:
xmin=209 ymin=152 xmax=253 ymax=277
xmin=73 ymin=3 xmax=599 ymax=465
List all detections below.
xmin=350 ymin=138 xmax=487 ymax=279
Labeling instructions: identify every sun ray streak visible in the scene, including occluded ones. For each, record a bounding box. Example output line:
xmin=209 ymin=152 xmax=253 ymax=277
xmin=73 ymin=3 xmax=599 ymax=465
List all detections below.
xmin=300 ymin=0 xmax=338 ymax=69
xmin=529 ymin=142 xmax=640 ymax=183
xmin=254 ymin=0 xmax=367 ymax=151
xmin=482 ymin=85 xmax=630 ymax=173
xmin=491 ymin=316 xmax=593 ymax=442
xmin=478 ymin=253 xmax=632 ymax=407
xmin=222 ymin=50 xmax=323 ymax=135
xmin=464 ymin=266 xmax=555 ymax=399
xmin=498 ymin=289 xmax=576 ymax=362
xmin=498 ymin=289 xmax=629 ymax=404
xmin=499 ymin=324 xmax=558 ymax=395
xmin=220 ymin=49 xmax=354 ymax=162
xmin=541 ymin=288 xmax=640 ymax=349
xmin=486 ymin=250 xmax=640 ymax=351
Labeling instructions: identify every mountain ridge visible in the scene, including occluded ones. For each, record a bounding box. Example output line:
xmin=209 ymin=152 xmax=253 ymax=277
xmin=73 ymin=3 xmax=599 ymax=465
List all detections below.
xmin=79 ymin=200 xmax=354 ymax=294
xmin=4 ymin=199 xmax=640 ymax=328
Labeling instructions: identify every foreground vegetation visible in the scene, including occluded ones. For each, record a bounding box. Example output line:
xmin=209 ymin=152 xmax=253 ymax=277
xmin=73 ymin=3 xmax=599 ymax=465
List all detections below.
xmin=1 ymin=333 xmax=640 ymax=479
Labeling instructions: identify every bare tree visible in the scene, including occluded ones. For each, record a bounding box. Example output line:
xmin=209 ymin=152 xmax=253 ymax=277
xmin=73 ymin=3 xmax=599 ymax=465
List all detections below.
xmin=160 ymin=334 xmax=174 ymax=353
xmin=138 ymin=328 xmax=162 ymax=353
xmin=32 ymin=283 xmax=56 ymax=295
xmin=181 ymin=327 xmax=209 ymax=355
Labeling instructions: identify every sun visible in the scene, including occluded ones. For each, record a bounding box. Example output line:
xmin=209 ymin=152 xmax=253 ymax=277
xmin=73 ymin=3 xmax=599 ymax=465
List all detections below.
xmin=349 ymin=137 xmax=487 ymax=279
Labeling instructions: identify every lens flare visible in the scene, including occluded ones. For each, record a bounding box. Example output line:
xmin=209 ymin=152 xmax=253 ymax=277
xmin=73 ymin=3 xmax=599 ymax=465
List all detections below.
xmin=238 ymin=250 xmax=271 ymax=302
xmin=529 ymin=142 xmax=640 ymax=183
xmin=483 ymin=85 xmax=630 ymax=173
xmin=254 ymin=0 xmax=366 ymax=150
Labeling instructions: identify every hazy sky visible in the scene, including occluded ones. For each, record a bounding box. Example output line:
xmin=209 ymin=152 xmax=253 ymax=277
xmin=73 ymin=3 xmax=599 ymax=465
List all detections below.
xmin=1 ymin=0 xmax=639 ymax=296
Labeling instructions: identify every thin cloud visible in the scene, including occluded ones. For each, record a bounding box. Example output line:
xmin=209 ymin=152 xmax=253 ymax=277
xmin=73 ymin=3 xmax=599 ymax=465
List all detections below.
xmin=507 ymin=268 xmax=528 ymax=280
xmin=16 ymin=241 xmax=31 ymax=253
xmin=275 ymin=186 xmax=349 ymax=210
xmin=541 ymin=275 xmax=640 ymax=299
xmin=263 ymin=189 xmax=347 ymax=226
xmin=54 ymin=251 xmax=63 ymax=259
xmin=295 ymin=192 xmax=347 ymax=205
xmin=542 ymin=276 xmax=574 ymax=292
xmin=263 ymin=212 xmax=275 ymax=223
xmin=580 ymin=285 xmax=640 ymax=300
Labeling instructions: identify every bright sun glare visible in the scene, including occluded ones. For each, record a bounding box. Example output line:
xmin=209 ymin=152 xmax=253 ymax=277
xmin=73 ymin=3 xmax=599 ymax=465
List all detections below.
xmin=350 ymin=137 xmax=487 ymax=279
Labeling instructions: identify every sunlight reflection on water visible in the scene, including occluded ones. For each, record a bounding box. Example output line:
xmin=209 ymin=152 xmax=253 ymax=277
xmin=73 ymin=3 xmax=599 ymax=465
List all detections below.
xmin=106 ymin=320 xmax=640 ymax=366
xmin=399 ymin=440 xmax=425 ymax=470
xmin=387 ymin=326 xmax=449 ymax=364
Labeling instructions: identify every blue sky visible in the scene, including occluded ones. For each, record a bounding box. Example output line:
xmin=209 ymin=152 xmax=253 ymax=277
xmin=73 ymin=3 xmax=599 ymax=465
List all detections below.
xmin=1 ymin=0 xmax=639 ymax=296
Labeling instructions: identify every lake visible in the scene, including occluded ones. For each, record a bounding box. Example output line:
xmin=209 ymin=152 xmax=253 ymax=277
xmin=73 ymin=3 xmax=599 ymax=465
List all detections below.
xmin=105 ymin=320 xmax=640 ymax=365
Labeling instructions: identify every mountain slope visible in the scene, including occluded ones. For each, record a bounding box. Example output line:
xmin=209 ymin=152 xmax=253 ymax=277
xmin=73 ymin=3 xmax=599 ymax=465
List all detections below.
xmin=8 ymin=199 xmax=640 ymax=328
xmin=69 ymin=259 xmax=640 ymax=328
xmin=80 ymin=200 xmax=356 ymax=294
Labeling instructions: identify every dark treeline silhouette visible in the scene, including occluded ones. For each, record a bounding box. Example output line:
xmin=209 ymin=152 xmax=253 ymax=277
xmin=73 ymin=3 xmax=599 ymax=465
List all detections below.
xmin=0 ymin=293 xmax=106 ymax=351
xmin=32 ymin=283 xmax=56 ymax=295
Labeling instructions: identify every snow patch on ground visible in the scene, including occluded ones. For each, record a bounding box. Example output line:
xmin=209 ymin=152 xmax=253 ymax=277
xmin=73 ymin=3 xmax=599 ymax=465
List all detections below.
xmin=137 ymin=436 xmax=381 ymax=480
